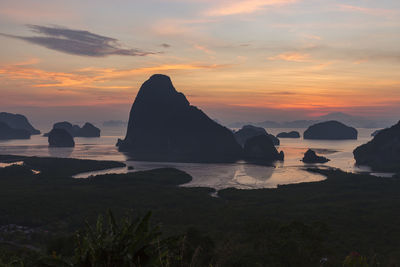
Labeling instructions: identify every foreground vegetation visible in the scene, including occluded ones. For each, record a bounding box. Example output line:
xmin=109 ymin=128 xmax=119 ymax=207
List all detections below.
xmin=0 ymin=155 xmax=399 ymax=266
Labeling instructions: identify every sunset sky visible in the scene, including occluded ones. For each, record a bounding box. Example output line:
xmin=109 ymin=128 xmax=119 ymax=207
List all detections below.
xmin=0 ymin=0 xmax=399 ymax=126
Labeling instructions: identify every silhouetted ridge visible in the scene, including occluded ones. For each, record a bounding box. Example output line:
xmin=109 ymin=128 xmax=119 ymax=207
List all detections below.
xmin=353 ymin=121 xmax=400 ymax=172
xmin=118 ymin=74 xmax=243 ymax=162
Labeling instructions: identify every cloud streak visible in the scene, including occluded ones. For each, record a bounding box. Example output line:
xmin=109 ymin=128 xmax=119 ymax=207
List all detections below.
xmin=338 ymin=4 xmax=396 ymax=17
xmin=0 ymin=25 xmax=155 ymax=57
xmin=0 ymin=62 xmax=229 ymax=89
xmin=205 ymin=0 xmax=299 ymax=16
xmin=268 ymin=52 xmax=311 ymax=62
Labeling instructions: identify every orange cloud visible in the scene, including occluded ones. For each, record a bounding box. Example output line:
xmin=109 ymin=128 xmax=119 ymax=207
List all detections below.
xmin=268 ymin=52 xmax=311 ymax=62
xmin=0 ymin=63 xmax=228 ymax=89
xmin=205 ymin=0 xmax=299 ymax=16
xmin=193 ymin=44 xmax=215 ymax=54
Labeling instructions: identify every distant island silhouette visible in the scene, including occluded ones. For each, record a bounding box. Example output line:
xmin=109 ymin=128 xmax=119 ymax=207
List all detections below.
xmin=304 ymin=121 xmax=358 ymax=140
xmin=0 ymin=112 xmax=40 ymax=135
xmin=229 ymin=112 xmax=392 ymax=129
xmin=277 ymin=131 xmax=300 ymax=138
xmin=44 ymin=122 xmax=100 ymax=137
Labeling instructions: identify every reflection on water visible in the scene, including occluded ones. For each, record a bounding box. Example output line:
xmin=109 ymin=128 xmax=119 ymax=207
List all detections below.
xmin=0 ymin=128 xmax=394 ymax=190
xmin=72 ymin=160 xmax=326 ymax=190
xmin=48 ymin=147 xmax=74 ymax=158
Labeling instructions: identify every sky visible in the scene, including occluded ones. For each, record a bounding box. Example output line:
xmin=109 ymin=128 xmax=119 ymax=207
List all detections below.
xmin=0 ymin=0 xmax=399 ymax=127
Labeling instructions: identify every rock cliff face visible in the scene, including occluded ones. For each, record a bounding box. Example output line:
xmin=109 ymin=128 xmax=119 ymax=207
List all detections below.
xmin=302 ymin=149 xmax=329 ymax=163
xmin=118 ymin=74 xmax=243 ymax=162
xmin=353 ymin=121 xmax=400 ymax=172
xmin=243 ymin=135 xmax=284 ymax=162
xmin=0 ymin=112 xmax=40 ymax=135
xmin=45 ymin=122 xmax=100 ymax=137
xmin=48 ymin=128 xmax=75 ymax=147
xmin=304 ymin=121 xmax=357 ymax=140
xmin=0 ymin=122 xmax=31 ymax=140
xmin=234 ymin=125 xmax=280 ymax=146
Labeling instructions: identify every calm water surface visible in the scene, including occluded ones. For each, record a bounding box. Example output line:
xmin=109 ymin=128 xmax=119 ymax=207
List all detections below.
xmin=0 ymin=127 xmax=388 ymax=190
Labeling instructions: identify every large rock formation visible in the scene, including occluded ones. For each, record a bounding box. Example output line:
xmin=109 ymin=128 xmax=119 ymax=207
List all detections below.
xmin=243 ymin=135 xmax=284 ymax=162
xmin=234 ymin=125 xmax=280 ymax=146
xmin=268 ymin=134 xmax=280 ymax=146
xmin=0 ymin=122 xmax=31 ymax=140
xmin=302 ymin=149 xmax=329 ymax=163
xmin=45 ymin=122 xmax=100 ymax=137
xmin=117 ymin=74 xmax=243 ymax=162
xmin=0 ymin=112 xmax=40 ymax=135
xmin=353 ymin=121 xmax=400 ymax=172
xmin=48 ymin=128 xmax=75 ymax=147
xmin=77 ymin=123 xmax=101 ymax=137
xmin=277 ymin=131 xmax=300 ymax=138
xmin=304 ymin=121 xmax=357 ymax=140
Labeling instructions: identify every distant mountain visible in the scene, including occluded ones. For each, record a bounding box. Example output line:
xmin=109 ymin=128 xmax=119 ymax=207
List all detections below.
xmin=280 ymin=120 xmax=317 ymax=128
xmin=228 ymin=121 xmax=255 ymax=128
xmin=228 ymin=112 xmax=391 ymax=129
xmin=254 ymin=120 xmax=282 ymax=128
xmin=317 ymin=112 xmax=388 ymax=128
xmin=0 ymin=112 xmax=40 ymax=135
xmin=228 ymin=120 xmax=314 ymax=129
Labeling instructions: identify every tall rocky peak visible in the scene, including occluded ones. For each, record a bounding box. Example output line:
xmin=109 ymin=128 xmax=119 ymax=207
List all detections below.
xmin=134 ymin=74 xmax=189 ymax=107
xmin=118 ymin=74 xmax=243 ymax=162
xmin=126 ymin=74 xmax=189 ymax=136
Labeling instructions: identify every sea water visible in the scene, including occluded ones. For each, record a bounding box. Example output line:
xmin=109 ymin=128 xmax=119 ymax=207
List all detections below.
xmin=0 ymin=127 xmax=388 ymax=190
